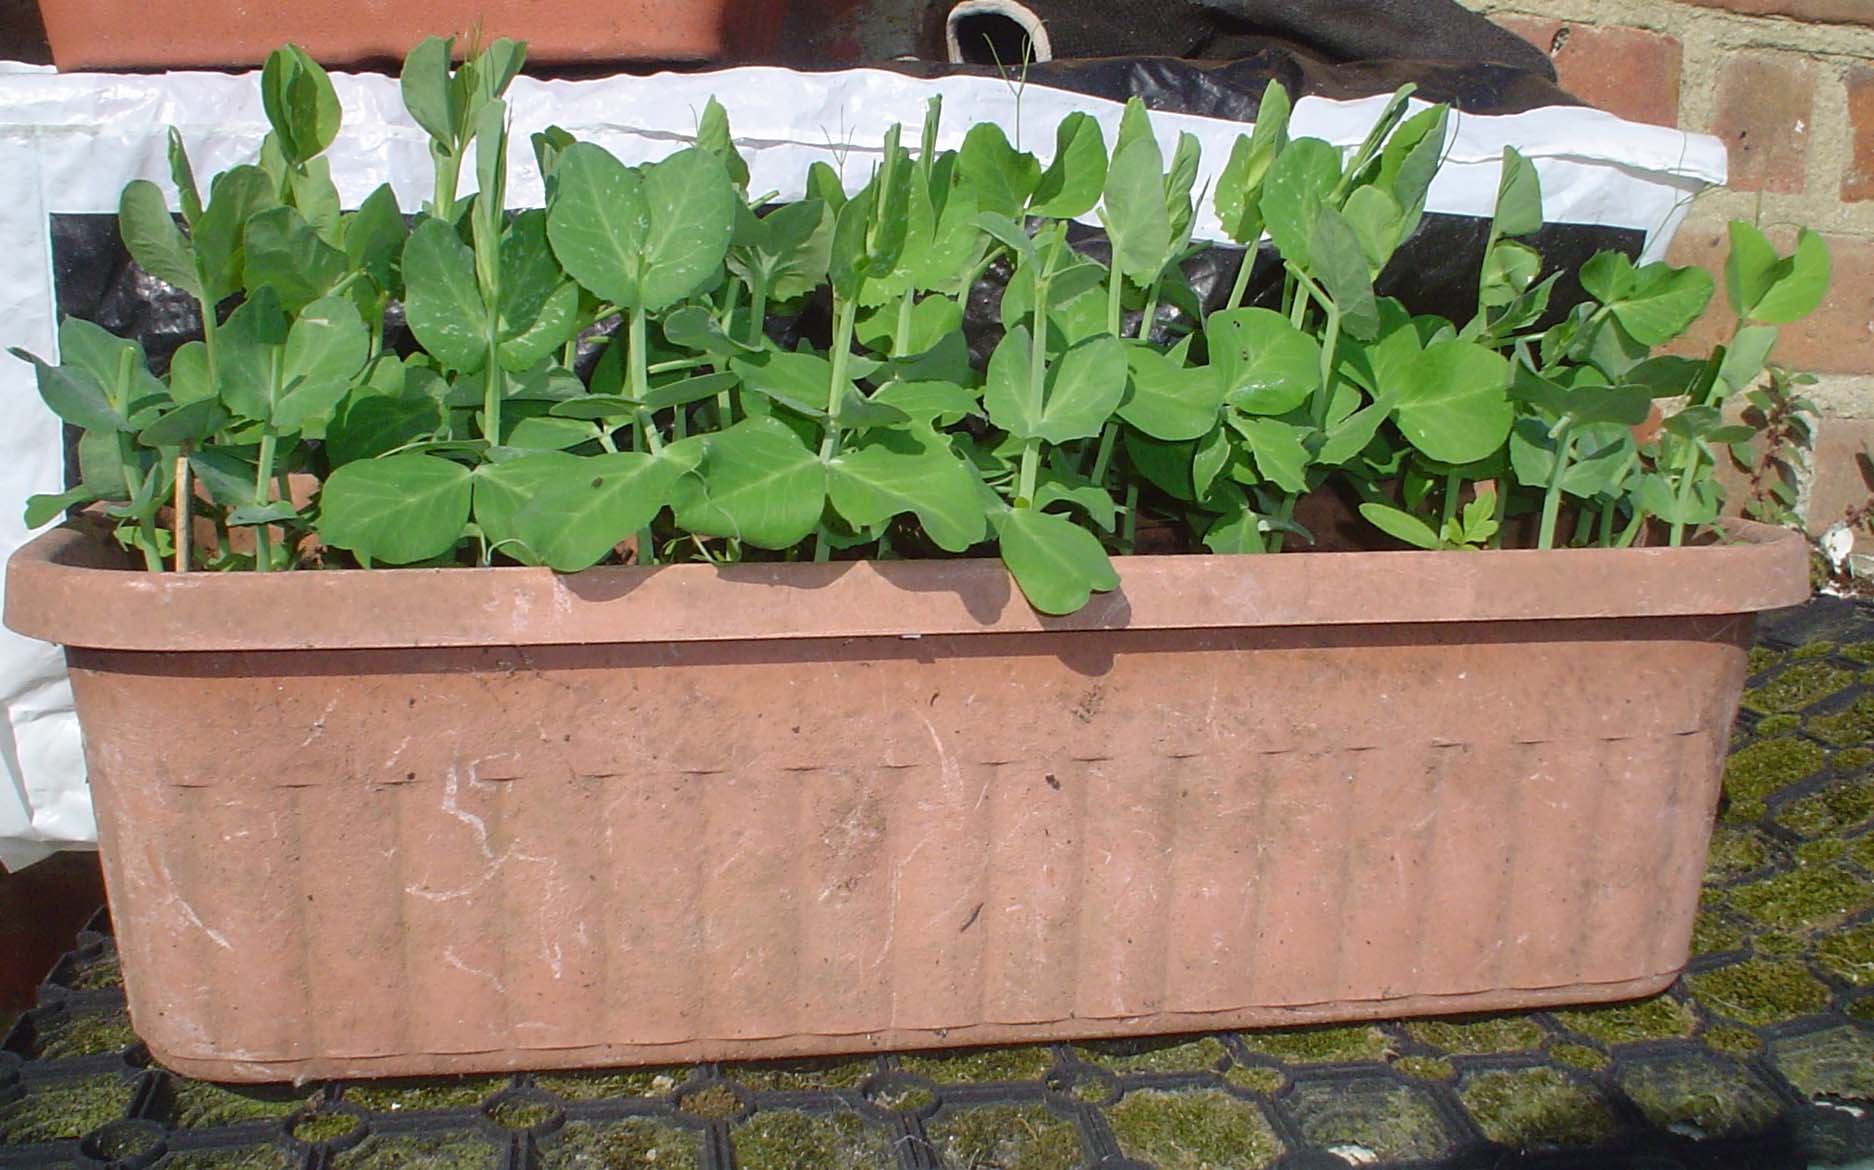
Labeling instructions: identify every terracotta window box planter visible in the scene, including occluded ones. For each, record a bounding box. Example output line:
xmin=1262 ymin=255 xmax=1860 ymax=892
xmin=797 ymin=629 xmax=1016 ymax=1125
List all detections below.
xmin=34 ymin=0 xmax=737 ymax=70
xmin=2 ymin=519 xmax=1807 ymax=1082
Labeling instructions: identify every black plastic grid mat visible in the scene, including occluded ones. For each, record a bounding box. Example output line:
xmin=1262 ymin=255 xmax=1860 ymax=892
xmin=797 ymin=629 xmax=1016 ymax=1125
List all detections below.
xmin=4 ymin=598 xmax=1873 ymax=1170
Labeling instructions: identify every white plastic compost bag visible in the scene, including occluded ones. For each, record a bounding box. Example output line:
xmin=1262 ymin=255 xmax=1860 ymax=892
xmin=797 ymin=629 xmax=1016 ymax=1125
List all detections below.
xmin=0 ymin=62 xmax=1725 ymax=868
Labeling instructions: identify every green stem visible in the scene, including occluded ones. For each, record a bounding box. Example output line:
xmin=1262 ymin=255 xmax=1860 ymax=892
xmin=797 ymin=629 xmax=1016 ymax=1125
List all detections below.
xmin=894 ymin=292 xmax=916 ymax=356
xmin=253 ymin=430 xmax=278 ymax=572
xmin=1440 ymin=468 xmax=1461 ymax=535
xmin=1018 ymin=277 xmax=1051 ymax=505
xmin=1226 ymin=247 xmax=1255 ymax=311
xmin=1137 ymin=281 xmax=1161 ymax=342
xmin=1312 ymin=304 xmax=1341 ymax=431
xmin=1089 ymin=423 xmax=1119 ymax=486
xmin=746 ymin=271 xmax=770 ymax=349
xmin=1106 ymin=268 xmax=1124 ymax=339
xmin=1269 ymin=494 xmax=1297 ymax=553
xmin=1538 ymin=425 xmax=1576 ymax=550
xmin=1490 ymin=479 xmax=1508 ymax=549
xmin=820 ymin=297 xmax=859 ymax=461
xmin=1122 ymin=481 xmax=1140 ymax=552
xmin=1668 ymin=441 xmax=1705 ymax=547
xmin=628 ymin=307 xmax=661 ymax=455
xmin=432 ymin=147 xmax=463 ymax=222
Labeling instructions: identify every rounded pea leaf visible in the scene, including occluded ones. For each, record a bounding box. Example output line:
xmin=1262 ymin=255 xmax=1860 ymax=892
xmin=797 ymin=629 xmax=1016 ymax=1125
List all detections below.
xmin=260 ymin=46 xmax=341 ymax=166
xmin=993 ymin=507 xmax=1119 ymax=616
xmin=318 ymin=453 xmax=471 ymax=565
xmin=547 ymin=143 xmax=651 ymax=308
xmin=1101 ymin=135 xmax=1171 ymax=283
xmin=669 ymin=416 xmax=826 ymax=549
xmin=273 ymin=294 xmax=369 ymax=431
xmin=402 ymin=217 xmax=488 ymax=373
xmin=827 ymin=425 xmax=985 ymax=552
xmin=1028 ymin=112 xmax=1107 ymax=219
xmin=1207 ymin=308 xmax=1321 ymax=414
xmin=1749 ymin=228 xmax=1829 ymax=325
xmin=1259 ymin=137 xmax=1341 ymax=268
xmin=638 ymin=148 xmax=738 ymax=311
xmin=1390 ymin=341 xmax=1512 ymax=464
xmin=1121 ymin=345 xmax=1224 ymax=440
xmin=1602 ymin=263 xmax=1715 ymax=347
xmin=9 ymin=347 xmax=126 ymax=433
xmin=510 ymin=451 xmax=689 ymax=571
xmin=118 ymin=181 xmax=201 ymax=298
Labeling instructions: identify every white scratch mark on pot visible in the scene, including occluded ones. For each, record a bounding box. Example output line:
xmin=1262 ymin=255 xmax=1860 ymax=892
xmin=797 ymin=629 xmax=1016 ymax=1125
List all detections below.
xmin=383 ymin=736 xmax=413 ymax=771
xmin=440 ymin=763 xmax=495 ymax=862
xmin=301 ymin=698 xmax=339 ymax=747
xmin=442 ymin=945 xmax=505 ymax=993
xmin=151 ymin=852 xmax=232 ymax=951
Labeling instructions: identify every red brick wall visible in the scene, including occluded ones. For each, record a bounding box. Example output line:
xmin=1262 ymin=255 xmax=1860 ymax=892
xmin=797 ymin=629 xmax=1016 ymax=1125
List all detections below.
xmin=1468 ymin=0 xmax=1874 ymax=544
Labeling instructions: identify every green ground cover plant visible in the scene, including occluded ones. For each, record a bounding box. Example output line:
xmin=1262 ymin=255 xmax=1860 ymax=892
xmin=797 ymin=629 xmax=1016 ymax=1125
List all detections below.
xmin=13 ymin=38 xmax=1830 ymax=613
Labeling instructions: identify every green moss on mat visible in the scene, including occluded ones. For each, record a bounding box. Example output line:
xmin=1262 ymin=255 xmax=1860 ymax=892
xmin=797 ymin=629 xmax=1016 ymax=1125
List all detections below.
xmin=1743 ymin=663 xmax=1852 ymax=714
xmin=1836 ymin=747 xmax=1874 ymax=774
xmin=1075 ymin=1036 xmax=1227 ymax=1074
xmin=1108 ymin=1088 xmax=1283 ymax=1170
xmin=1723 ymin=738 xmax=1827 ymax=819
xmin=1459 ymin=1068 xmax=1615 ymax=1148
xmin=1847 ymin=997 xmax=1874 ymax=1023
xmin=1848 ymin=833 xmax=1874 ymax=873
xmin=35 ymin=1009 xmax=137 ymax=1059
xmin=1816 ymin=921 xmax=1874 ymax=986
xmin=1778 ymin=779 xmax=1874 ymax=837
xmin=1688 ymin=958 xmax=1832 ymax=1025
xmin=166 ymin=1149 xmax=298 ymax=1170
xmin=1756 ymin=713 xmax=1805 ymax=737
xmin=1748 ymin=647 xmax=1784 ymax=674
xmin=1551 ymin=997 xmax=1697 ymax=1046
xmin=1727 ymin=863 xmax=1872 ymax=930
xmin=1402 ymin=1016 xmax=1542 ymax=1055
xmin=68 ymin=956 xmax=122 ymax=990
xmin=724 ymin=1057 xmax=873 ymax=1093
xmin=292 ymin=1111 xmax=363 ymax=1143
xmin=533 ymin=1068 xmax=685 ymax=1102
xmin=1700 ymin=1025 xmax=1762 ymax=1058
xmin=333 ymin=1135 xmax=496 ymax=1170
xmin=676 ymin=1083 xmax=741 ymax=1120
xmin=1236 ymin=1025 xmax=1390 ymax=1064
xmin=1392 ymin=1056 xmax=1456 ymax=1081
xmin=1754 ymin=931 xmax=1807 ymax=957
xmin=1808 ymin=695 xmax=1874 ymax=748
xmin=1548 ymin=1043 xmax=1609 ymax=1071
xmin=926 ymin=1103 xmax=1082 ymax=1170
xmin=1691 ymin=909 xmax=1748 ymax=956
xmin=1768 ymin=1026 xmax=1874 ymax=1100
xmin=1841 ymin=642 xmax=1874 ymax=665
xmin=1614 ymin=1055 xmax=1781 ymax=1139
xmin=1799 ymin=838 xmax=1848 ymax=865
xmin=1704 ymin=826 xmax=1777 ymax=878
xmin=486 ymin=1097 xmax=558 ymax=1130
xmin=1287 ymin=1077 xmax=1451 ymax=1162
xmin=1790 ymin=641 xmax=1837 ymax=660
xmin=898 ymin=1046 xmax=1052 ymax=1085
xmin=0 ymin=1074 xmax=132 ymax=1141
xmin=342 ymin=1076 xmax=505 ymax=1113
xmin=171 ymin=1081 xmax=310 ymax=1127
xmin=1223 ymin=1064 xmax=1286 ymax=1093
xmin=870 ymin=1081 xmax=937 ymax=1112
xmin=732 ymin=1111 xmax=892 ymax=1170
xmin=542 ymin=1120 xmax=697 ymax=1170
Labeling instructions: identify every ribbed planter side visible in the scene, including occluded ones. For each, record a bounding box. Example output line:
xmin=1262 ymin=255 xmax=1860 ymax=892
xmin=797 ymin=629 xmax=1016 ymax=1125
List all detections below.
xmin=6 ymin=523 xmax=1809 ymax=1082
xmin=36 ymin=0 xmax=729 ymax=69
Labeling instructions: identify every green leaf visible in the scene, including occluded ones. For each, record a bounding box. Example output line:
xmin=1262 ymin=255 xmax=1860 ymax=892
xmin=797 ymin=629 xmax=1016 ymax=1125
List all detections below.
xmin=10 ymin=346 xmax=126 ymax=433
xmin=833 ymin=386 xmax=913 ymax=431
xmin=993 ymin=507 xmax=1118 ymax=615
xmin=1037 ymin=334 xmax=1127 ymax=443
xmin=260 ymin=45 xmax=341 ymax=166
xmin=194 ymin=166 xmax=277 ymax=302
xmin=638 ymin=148 xmax=738 ymax=311
xmin=1101 ymin=132 xmax=1171 ymax=283
xmin=317 ymin=453 xmax=472 ymax=564
xmin=166 ymin=128 xmax=203 ymax=225
xmin=137 ymin=398 xmax=227 ymax=447
xmin=118 ymin=181 xmax=201 ymax=297
xmin=827 ymin=425 xmax=985 ymax=551
xmin=1034 ymin=476 xmax=1117 ymax=532
xmin=290 ymin=156 xmax=343 ymax=244
xmin=273 ymin=293 xmax=368 ymax=431
xmin=1193 ymin=426 xmax=1231 ymax=501
xmin=470 ymin=450 xmax=580 ymax=561
xmin=1121 ymin=345 xmax=1224 ymax=440
xmin=1213 ymin=80 xmax=1290 ymax=244
xmin=1207 ymin=308 xmax=1321 ymax=414
xmin=1028 ymin=112 xmax=1107 ymax=218
xmin=345 ymin=183 xmax=408 ymax=292
xmin=1390 ymin=341 xmax=1512 ymax=464
xmin=669 ymin=416 xmax=825 ymax=548
xmin=957 ymin=122 xmax=1040 ymax=219
xmin=24 ymin=485 xmax=102 ymax=528
xmin=226 ymin=500 xmax=303 ymax=527
xmin=1359 ymin=502 xmax=1442 ymax=549
xmin=509 ymin=451 xmax=689 ymax=571
xmin=1316 ymin=393 xmax=1393 ymax=465
xmin=1725 ymin=221 xmax=1778 ymax=320
xmin=498 ymin=281 xmax=580 ymax=373
xmin=402 ymin=217 xmax=488 ymax=373
xmin=1341 ymin=185 xmax=1403 ymax=272
xmin=641 ymin=371 xmax=739 ymax=412
xmin=546 ymin=142 xmax=651 ymax=309
xmin=695 ymin=96 xmax=750 ymax=189
xmin=1309 ymin=208 xmax=1381 ymax=340
xmin=1232 ymin=415 xmax=1310 ymax=493
xmin=1259 ymin=137 xmax=1341 ymax=268
xmin=1579 ymin=250 xmax=1634 ymax=306
xmin=872 ymin=380 xmax=980 ymax=425
xmin=731 ymin=349 xmax=836 ymax=416
xmin=327 ymin=395 xmax=439 ymax=466
xmin=1492 ymin=146 xmax=1543 ymax=238
xmin=1604 ymin=262 xmax=1715 ymax=346
xmin=400 ymin=35 xmax=456 ymax=144
xmin=242 ymin=205 xmax=348 ymax=311
xmin=1750 ymin=229 xmax=1830 ymax=324
xmin=167 ymin=340 xmax=215 ymax=404
xmin=1719 ymin=324 xmax=1778 ymax=394
xmin=663 ymin=304 xmax=756 ymax=357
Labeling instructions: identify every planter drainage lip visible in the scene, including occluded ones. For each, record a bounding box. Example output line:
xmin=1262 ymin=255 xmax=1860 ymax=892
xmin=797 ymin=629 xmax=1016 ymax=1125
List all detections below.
xmin=5 ymin=520 xmax=1809 ymax=653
